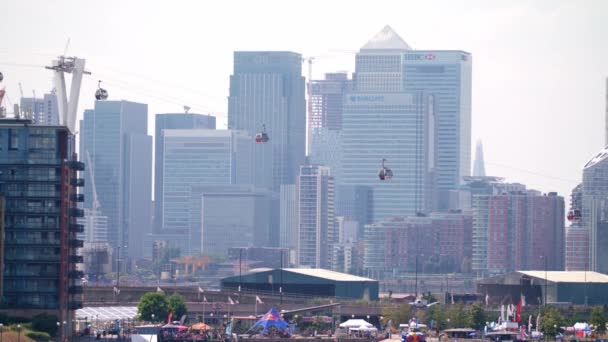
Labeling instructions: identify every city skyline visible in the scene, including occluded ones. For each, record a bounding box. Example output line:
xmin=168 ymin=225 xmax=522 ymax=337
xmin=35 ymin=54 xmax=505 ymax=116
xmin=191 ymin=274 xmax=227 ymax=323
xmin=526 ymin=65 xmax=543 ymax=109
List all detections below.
xmin=1 ymin=1 xmax=607 ymax=201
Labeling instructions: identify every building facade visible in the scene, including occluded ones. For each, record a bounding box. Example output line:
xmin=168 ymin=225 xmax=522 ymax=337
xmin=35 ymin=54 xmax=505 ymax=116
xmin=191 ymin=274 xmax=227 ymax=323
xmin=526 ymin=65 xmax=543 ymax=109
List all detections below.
xmin=0 ymin=119 xmax=83 ymax=322
xmin=403 ymin=50 xmax=472 ymax=208
xmin=20 ymin=91 xmax=60 ymax=126
xmin=565 ymin=184 xmax=587 ymax=271
xmin=471 ymin=191 xmax=565 ymax=276
xmin=279 ymin=184 xmax=297 ymax=250
xmin=154 ymin=113 xmax=216 ymax=231
xmin=297 ymin=165 xmax=336 ymax=268
xmin=228 ymin=51 xmax=306 ymax=192
xmin=79 ymin=100 xmax=152 ymax=258
xmin=160 ymin=129 xmax=252 ymax=239
xmin=582 ymin=148 xmax=608 ymax=274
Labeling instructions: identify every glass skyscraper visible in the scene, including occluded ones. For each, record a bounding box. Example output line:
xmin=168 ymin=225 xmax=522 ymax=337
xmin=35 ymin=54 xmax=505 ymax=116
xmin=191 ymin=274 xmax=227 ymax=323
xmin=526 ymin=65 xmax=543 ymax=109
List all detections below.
xmin=228 ymin=51 xmax=306 ymax=192
xmin=403 ymin=50 xmax=472 ymax=208
xmin=154 ymin=113 xmax=216 ymax=231
xmin=79 ymin=100 xmax=152 ymax=258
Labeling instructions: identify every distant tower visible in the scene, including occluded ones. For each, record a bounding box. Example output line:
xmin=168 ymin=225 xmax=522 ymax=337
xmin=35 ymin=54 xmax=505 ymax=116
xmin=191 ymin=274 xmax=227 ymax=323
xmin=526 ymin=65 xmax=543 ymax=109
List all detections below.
xmin=473 ymin=140 xmax=486 ymax=177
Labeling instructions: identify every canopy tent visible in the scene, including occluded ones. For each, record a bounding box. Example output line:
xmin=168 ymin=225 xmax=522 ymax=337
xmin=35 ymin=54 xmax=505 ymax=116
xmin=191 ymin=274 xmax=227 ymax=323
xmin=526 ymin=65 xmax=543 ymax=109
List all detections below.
xmin=191 ymin=323 xmax=212 ymax=331
xmin=248 ymin=308 xmax=289 ymax=336
xmin=340 ymin=319 xmax=373 ymax=329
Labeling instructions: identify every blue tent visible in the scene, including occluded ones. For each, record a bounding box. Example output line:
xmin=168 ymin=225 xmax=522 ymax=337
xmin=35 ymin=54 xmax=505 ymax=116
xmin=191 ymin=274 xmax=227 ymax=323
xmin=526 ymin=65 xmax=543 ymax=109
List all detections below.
xmin=249 ymin=308 xmax=289 ymax=335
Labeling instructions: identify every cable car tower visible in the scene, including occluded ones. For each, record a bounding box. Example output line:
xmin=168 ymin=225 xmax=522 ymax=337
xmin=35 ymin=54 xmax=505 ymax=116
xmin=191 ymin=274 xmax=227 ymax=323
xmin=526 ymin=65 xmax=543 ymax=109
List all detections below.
xmin=45 ymin=56 xmax=90 ymax=133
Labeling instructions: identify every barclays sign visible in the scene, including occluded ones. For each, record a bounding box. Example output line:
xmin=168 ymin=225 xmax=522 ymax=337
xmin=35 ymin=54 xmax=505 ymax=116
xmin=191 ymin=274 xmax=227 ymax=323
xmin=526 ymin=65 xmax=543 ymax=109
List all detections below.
xmin=349 ymin=95 xmax=385 ymax=102
xmin=404 ymin=54 xmax=436 ymax=61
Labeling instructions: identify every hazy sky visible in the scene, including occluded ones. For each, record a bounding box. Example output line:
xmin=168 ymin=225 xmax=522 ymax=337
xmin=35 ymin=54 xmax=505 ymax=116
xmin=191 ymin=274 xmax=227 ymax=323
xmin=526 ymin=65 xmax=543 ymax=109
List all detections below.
xmin=1 ymin=0 xmax=607 ymax=203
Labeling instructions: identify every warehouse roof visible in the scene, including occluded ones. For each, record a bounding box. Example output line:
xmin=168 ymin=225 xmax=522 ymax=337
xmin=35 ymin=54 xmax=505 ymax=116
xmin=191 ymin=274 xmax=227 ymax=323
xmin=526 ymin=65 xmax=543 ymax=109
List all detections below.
xmin=282 ymin=268 xmax=375 ymax=282
xmin=518 ymin=271 xmax=608 ymax=283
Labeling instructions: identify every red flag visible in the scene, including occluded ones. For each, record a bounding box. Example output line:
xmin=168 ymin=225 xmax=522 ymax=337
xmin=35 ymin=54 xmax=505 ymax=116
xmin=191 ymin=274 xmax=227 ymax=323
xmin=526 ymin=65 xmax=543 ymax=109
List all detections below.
xmin=167 ymin=311 xmax=173 ymax=324
xmin=516 ymin=300 xmax=522 ymax=322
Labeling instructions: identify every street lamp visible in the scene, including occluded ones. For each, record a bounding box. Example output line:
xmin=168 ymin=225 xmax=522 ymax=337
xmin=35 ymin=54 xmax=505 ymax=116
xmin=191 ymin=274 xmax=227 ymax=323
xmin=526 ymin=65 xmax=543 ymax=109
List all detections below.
xmin=540 ymin=256 xmax=547 ymax=306
xmin=0 ymin=323 xmax=3 ymax=342
xmin=63 ymin=321 xmax=67 ymax=342
xmin=151 ymin=314 xmax=155 ymax=323
xmin=17 ymin=324 xmax=21 ymax=342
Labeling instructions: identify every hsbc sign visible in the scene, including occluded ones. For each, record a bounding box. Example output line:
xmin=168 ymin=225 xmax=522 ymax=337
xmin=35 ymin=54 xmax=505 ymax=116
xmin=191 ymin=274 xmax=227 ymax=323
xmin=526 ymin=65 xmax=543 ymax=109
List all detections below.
xmin=405 ymin=54 xmax=436 ymax=61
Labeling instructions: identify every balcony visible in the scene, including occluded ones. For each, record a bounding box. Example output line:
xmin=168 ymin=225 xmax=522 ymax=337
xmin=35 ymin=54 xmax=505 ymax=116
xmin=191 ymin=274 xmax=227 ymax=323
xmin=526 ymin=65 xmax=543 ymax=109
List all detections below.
xmin=68 ymin=301 xmax=83 ymax=310
xmin=66 ymin=161 xmax=85 ymax=171
xmin=68 ymin=270 xmax=84 ymax=279
xmin=70 ymin=194 xmax=85 ymax=202
xmin=69 ymin=239 xmax=84 ymax=248
xmin=68 ymin=255 xmax=83 ymax=263
xmin=68 ymin=286 xmax=84 ymax=294
xmin=69 ymin=223 xmax=84 ymax=233
xmin=69 ymin=208 xmax=85 ymax=218
xmin=70 ymin=178 xmax=84 ymax=187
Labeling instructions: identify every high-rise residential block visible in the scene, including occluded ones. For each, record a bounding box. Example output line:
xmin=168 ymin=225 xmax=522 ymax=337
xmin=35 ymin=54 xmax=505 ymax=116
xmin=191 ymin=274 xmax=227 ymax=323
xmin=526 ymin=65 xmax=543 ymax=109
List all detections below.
xmin=471 ymin=191 xmax=564 ymax=276
xmin=565 ymin=184 xmax=587 ymax=271
xmin=279 ymin=184 xmax=297 ymax=249
xmin=154 ymin=113 xmax=216 ymax=231
xmin=403 ymin=49 xmax=472 ymax=208
xmin=20 ymin=91 xmax=60 ymax=126
xmin=228 ymin=51 xmax=306 ymax=192
xmin=0 ymin=118 xmax=83 ymax=321
xmin=79 ymin=100 xmax=152 ymax=258
xmin=297 ymin=165 xmax=336 ymax=268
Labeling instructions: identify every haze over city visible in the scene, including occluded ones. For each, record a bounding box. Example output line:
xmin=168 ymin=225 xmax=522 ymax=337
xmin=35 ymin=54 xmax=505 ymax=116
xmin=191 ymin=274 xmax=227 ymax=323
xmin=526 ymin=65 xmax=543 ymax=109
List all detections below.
xmin=1 ymin=0 xmax=607 ymax=200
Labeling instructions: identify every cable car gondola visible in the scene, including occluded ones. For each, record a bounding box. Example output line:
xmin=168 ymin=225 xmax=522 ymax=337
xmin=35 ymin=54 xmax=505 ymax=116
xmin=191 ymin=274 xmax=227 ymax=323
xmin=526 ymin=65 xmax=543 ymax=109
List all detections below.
xmin=255 ymin=124 xmax=269 ymax=143
xmin=378 ymin=158 xmax=393 ymax=180
xmin=95 ymin=80 xmax=109 ymax=100
xmin=567 ymin=209 xmax=581 ymax=221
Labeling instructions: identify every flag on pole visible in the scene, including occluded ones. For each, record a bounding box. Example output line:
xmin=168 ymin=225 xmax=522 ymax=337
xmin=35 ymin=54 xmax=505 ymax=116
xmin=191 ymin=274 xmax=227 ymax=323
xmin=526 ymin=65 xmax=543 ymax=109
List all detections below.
xmin=228 ymin=296 xmax=235 ymax=305
xmin=198 ymin=287 xmax=204 ymax=293
xmin=521 ymin=294 xmax=526 ymax=307
xmin=256 ymin=296 xmax=264 ymax=304
xmin=167 ymin=311 xmax=173 ymax=324
xmin=528 ymin=315 xmax=532 ymax=332
xmin=536 ymin=313 xmax=541 ymax=332
xmin=450 ymin=292 xmax=455 ymax=305
xmin=485 ymin=293 xmax=489 ymax=306
xmin=113 ymin=286 xmax=120 ymax=295
xmin=516 ymin=300 xmax=522 ymax=323
xmin=203 ymin=296 xmax=208 ymax=303
xmin=157 ymin=286 xmax=164 ymax=293
xmin=500 ymin=304 xmax=505 ymax=322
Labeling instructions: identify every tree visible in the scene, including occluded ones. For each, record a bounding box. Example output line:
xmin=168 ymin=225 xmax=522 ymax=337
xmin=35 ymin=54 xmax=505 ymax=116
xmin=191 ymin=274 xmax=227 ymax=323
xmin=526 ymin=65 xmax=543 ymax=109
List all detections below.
xmin=138 ymin=292 xmax=169 ymax=322
xmin=469 ymin=303 xmax=486 ymax=330
xmin=382 ymin=304 xmax=413 ymax=327
xmin=31 ymin=313 xmax=59 ymax=337
xmin=539 ymin=307 xmax=565 ymax=337
xmin=425 ymin=305 xmax=448 ymax=331
xmin=167 ymin=294 xmax=188 ymax=320
xmin=590 ymin=306 xmax=607 ymax=333
xmin=447 ymin=303 xmax=472 ymax=328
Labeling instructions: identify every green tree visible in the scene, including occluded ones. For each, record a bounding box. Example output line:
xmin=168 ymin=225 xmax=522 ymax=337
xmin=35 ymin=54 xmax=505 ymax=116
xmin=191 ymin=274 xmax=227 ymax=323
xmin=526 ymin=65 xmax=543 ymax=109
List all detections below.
xmin=590 ymin=306 xmax=607 ymax=333
xmin=138 ymin=292 xmax=169 ymax=322
xmin=425 ymin=305 xmax=448 ymax=330
xmin=31 ymin=314 xmax=59 ymax=337
xmin=167 ymin=294 xmax=188 ymax=320
xmin=447 ymin=303 xmax=472 ymax=328
xmin=539 ymin=307 xmax=565 ymax=337
xmin=469 ymin=303 xmax=486 ymax=330
xmin=382 ymin=304 xmax=414 ymax=327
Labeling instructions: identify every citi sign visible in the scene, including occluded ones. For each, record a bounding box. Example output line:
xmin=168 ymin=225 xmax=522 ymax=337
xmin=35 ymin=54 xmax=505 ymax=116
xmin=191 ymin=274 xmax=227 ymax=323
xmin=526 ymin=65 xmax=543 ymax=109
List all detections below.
xmin=405 ymin=54 xmax=436 ymax=61
xmin=349 ymin=95 xmax=384 ymax=102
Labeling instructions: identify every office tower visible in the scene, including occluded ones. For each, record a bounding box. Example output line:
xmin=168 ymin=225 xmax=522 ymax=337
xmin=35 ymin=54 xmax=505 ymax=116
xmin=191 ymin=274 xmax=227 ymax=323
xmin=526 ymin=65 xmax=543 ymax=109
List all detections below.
xmin=309 ymin=128 xmax=343 ymax=181
xmin=472 ymin=140 xmax=486 ymax=177
xmin=403 ymin=49 xmax=472 ymax=209
xmin=309 ymin=72 xmax=351 ymax=130
xmin=471 ymin=190 xmax=564 ymax=276
xmin=582 ymin=148 xmax=608 ymax=273
xmin=296 ymin=165 xmax=336 ymax=268
xmin=565 ymin=184 xmax=588 ymax=271
xmin=0 ymin=118 xmax=83 ymax=319
xmin=335 ymin=185 xmax=371 ymax=239
xmin=448 ymin=176 xmax=526 ymax=214
xmin=154 ymin=113 xmax=216 ymax=231
xmin=79 ymin=100 xmax=152 ymax=258
xmin=342 ymin=26 xmax=437 ymax=222
xmin=160 ymin=129 xmax=252 ymax=254
xmin=193 ymin=185 xmax=273 ymax=257
xmin=228 ymin=51 xmax=306 ymax=192
xmin=363 ymin=212 xmax=472 ymax=277
xmin=280 ymin=184 xmax=297 ymax=249
xmin=20 ymin=91 xmax=60 ymax=125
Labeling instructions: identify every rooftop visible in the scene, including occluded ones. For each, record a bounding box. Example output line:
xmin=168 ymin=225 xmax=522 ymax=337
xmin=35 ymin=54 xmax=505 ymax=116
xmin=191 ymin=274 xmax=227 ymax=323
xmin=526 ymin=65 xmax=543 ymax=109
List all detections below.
xmin=518 ymin=271 xmax=608 ymax=283
xmin=283 ymin=268 xmax=376 ymax=282
xmin=584 ymin=146 xmax=608 ymax=169
xmin=361 ymin=25 xmax=412 ymax=51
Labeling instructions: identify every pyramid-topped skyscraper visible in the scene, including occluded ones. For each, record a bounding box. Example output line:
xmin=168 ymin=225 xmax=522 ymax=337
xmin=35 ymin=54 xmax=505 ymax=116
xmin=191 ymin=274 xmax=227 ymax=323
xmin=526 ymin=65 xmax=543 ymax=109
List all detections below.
xmin=473 ymin=140 xmax=486 ymax=177
xmin=360 ymin=25 xmax=412 ymax=51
